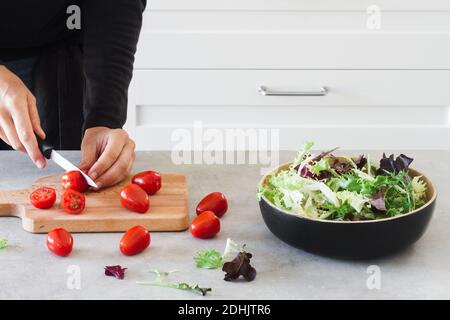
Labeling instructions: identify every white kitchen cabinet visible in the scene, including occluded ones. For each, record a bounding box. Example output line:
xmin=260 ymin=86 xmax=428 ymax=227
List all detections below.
xmin=136 ymin=33 xmax=450 ymax=70
xmin=127 ymin=2 xmax=450 ymax=150
xmin=147 ymin=0 xmax=450 ymax=11
xmin=127 ymin=70 xmax=450 ymax=150
xmin=137 ymin=9 xmax=450 ymax=69
xmin=133 ymin=70 xmax=450 ymax=107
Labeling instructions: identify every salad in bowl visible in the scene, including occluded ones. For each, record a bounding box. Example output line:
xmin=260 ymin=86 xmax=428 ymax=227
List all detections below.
xmin=258 ymin=142 xmax=428 ymax=221
xmin=257 ymin=142 xmax=436 ymax=258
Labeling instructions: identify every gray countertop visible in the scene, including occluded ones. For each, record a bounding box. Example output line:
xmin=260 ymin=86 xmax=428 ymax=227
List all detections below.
xmin=0 ymin=150 xmax=449 ymax=300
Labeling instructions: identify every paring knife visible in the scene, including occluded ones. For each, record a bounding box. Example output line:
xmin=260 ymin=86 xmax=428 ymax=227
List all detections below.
xmin=36 ymin=136 xmax=98 ymax=188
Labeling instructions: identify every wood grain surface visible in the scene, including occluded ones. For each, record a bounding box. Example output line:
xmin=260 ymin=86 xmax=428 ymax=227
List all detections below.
xmin=0 ymin=173 xmax=189 ymax=233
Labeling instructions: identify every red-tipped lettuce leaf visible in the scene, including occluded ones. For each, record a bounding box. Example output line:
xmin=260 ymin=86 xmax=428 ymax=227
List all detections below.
xmin=371 ymin=190 xmax=386 ymax=212
xmin=105 ymin=265 xmax=127 ymax=280
xmin=298 ymin=166 xmax=331 ymax=180
xmin=330 ymin=157 xmax=353 ymax=175
xmin=378 ymin=153 xmax=414 ymax=174
xmin=222 ymin=251 xmax=256 ymax=282
xmin=354 ymin=155 xmax=367 ymax=170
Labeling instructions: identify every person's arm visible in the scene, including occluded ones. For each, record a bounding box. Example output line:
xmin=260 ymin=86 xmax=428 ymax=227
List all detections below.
xmin=82 ymin=0 xmax=146 ymax=130
xmin=0 ymin=64 xmax=46 ymax=167
xmin=79 ymin=0 xmax=146 ymax=188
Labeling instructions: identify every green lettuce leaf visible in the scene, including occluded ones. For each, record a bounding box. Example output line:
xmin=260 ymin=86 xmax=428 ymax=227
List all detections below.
xmin=336 ymin=190 xmax=370 ymax=213
xmin=292 ymin=141 xmax=314 ymax=168
xmin=194 ymin=249 xmax=223 ymax=269
xmin=0 ymin=239 xmax=7 ymax=250
xmin=309 ymin=157 xmax=331 ymax=175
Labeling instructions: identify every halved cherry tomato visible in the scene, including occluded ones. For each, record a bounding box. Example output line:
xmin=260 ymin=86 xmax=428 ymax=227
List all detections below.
xmin=29 ymin=187 xmax=57 ymax=209
xmin=120 ymin=225 xmax=151 ymax=256
xmin=131 ymin=171 xmax=162 ymax=195
xmin=120 ymin=184 xmax=149 ymax=213
xmin=47 ymin=228 xmax=73 ymax=257
xmin=62 ymin=189 xmax=85 ymax=214
xmin=190 ymin=211 xmax=221 ymax=239
xmin=196 ymin=192 xmax=228 ymax=218
xmin=61 ymin=170 xmax=89 ymax=193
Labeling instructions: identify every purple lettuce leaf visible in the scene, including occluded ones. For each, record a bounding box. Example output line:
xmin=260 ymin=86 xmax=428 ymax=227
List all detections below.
xmin=105 ymin=265 xmax=127 ymax=280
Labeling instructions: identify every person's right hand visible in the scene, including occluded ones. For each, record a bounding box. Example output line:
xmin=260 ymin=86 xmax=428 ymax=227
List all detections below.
xmin=0 ymin=65 xmax=46 ymax=168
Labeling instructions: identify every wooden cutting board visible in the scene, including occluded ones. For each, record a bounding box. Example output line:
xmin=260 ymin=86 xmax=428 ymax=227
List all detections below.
xmin=0 ymin=173 xmax=189 ymax=233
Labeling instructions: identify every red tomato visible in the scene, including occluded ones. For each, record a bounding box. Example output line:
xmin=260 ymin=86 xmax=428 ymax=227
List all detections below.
xmin=62 ymin=189 xmax=86 ymax=214
xmin=61 ymin=170 xmax=89 ymax=193
xmin=29 ymin=187 xmax=57 ymax=209
xmin=47 ymin=228 xmax=73 ymax=257
xmin=120 ymin=225 xmax=151 ymax=256
xmin=131 ymin=171 xmax=162 ymax=195
xmin=196 ymin=192 xmax=228 ymax=218
xmin=190 ymin=211 xmax=221 ymax=239
xmin=120 ymin=184 xmax=149 ymax=213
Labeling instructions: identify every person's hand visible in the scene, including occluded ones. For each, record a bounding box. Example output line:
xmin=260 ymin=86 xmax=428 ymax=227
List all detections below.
xmin=0 ymin=65 xmax=46 ymax=168
xmin=80 ymin=127 xmax=136 ymax=189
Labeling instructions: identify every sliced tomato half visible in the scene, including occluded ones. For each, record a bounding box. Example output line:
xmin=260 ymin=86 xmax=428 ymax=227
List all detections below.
xmin=29 ymin=187 xmax=57 ymax=209
xmin=61 ymin=189 xmax=86 ymax=215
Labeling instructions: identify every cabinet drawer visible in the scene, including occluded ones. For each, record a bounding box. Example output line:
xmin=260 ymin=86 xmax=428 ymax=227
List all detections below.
xmin=143 ymin=11 xmax=450 ymax=34
xmin=147 ymin=0 xmax=450 ymax=11
xmin=127 ymin=70 xmax=450 ymax=150
xmin=133 ymin=70 xmax=450 ymax=107
xmin=136 ymin=30 xmax=450 ymax=70
xmin=138 ymin=9 xmax=450 ymax=70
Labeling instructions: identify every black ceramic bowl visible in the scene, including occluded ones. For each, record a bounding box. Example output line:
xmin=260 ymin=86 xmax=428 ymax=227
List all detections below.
xmin=258 ymin=162 xmax=437 ymax=259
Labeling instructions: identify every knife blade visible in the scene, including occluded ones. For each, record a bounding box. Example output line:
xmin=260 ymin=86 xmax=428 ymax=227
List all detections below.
xmin=36 ymin=136 xmax=98 ymax=188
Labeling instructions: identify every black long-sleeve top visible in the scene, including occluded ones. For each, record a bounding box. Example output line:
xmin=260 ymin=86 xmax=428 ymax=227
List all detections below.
xmin=0 ymin=0 xmax=146 ymax=130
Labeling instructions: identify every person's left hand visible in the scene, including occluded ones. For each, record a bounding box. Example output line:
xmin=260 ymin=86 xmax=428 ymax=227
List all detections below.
xmin=80 ymin=127 xmax=136 ymax=189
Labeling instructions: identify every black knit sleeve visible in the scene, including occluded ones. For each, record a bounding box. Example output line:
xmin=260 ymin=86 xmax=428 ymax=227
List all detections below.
xmin=81 ymin=0 xmax=146 ymax=131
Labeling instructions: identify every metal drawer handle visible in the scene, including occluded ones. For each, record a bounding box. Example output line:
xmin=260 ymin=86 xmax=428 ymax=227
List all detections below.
xmin=258 ymin=86 xmax=328 ymax=96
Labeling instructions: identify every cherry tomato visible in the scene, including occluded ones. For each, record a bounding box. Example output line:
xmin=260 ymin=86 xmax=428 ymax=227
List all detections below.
xmin=29 ymin=187 xmax=57 ymax=209
xmin=62 ymin=189 xmax=86 ymax=214
xmin=190 ymin=211 xmax=221 ymax=239
xmin=120 ymin=225 xmax=151 ymax=256
xmin=61 ymin=170 xmax=89 ymax=193
xmin=196 ymin=192 xmax=228 ymax=218
xmin=47 ymin=228 xmax=73 ymax=257
xmin=120 ymin=184 xmax=149 ymax=213
xmin=131 ymin=171 xmax=162 ymax=195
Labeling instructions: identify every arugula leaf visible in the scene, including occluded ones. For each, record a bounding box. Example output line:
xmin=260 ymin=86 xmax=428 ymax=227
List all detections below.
xmin=194 ymin=249 xmax=223 ymax=269
xmin=322 ymin=201 xmax=355 ymax=220
xmin=137 ymin=270 xmax=211 ymax=296
xmin=0 ymin=239 xmax=7 ymax=250
xmin=138 ymin=280 xmax=211 ymax=296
